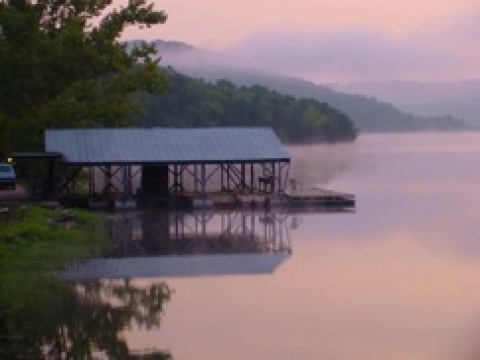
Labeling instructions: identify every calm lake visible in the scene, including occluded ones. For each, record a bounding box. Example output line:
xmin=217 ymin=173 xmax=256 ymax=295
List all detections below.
xmin=10 ymin=132 xmax=480 ymax=359
xmin=121 ymin=132 xmax=480 ymax=360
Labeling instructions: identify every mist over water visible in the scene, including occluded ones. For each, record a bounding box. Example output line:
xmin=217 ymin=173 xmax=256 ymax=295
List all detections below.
xmin=288 ymin=142 xmax=356 ymax=188
xmin=108 ymin=132 xmax=480 ymax=359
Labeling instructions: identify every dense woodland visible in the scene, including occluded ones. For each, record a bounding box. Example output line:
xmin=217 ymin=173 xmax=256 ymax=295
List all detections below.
xmin=0 ymin=0 xmax=168 ymax=158
xmin=150 ymin=39 xmax=470 ymax=132
xmin=170 ymin=65 xmax=470 ymax=133
xmin=0 ymin=0 xmax=358 ymax=161
xmin=137 ymin=69 xmax=358 ymax=143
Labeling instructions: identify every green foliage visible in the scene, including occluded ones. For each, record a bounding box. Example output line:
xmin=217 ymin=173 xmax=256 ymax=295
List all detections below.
xmin=0 ymin=206 xmax=109 ymax=338
xmin=0 ymin=0 xmax=168 ymax=157
xmin=137 ymin=69 xmax=358 ymax=143
xmin=1 ymin=279 xmax=173 ymax=359
xmin=0 ymin=206 xmax=110 ymax=278
xmin=0 ymin=205 xmax=173 ymax=358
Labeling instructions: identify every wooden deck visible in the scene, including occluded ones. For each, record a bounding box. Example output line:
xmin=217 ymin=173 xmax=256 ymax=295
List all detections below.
xmin=177 ymin=187 xmax=355 ymax=210
xmin=80 ymin=187 xmax=355 ymax=211
xmin=284 ymin=187 xmax=355 ymax=208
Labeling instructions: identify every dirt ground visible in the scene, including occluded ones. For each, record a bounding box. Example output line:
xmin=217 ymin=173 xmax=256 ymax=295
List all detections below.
xmin=0 ymin=185 xmax=28 ymax=202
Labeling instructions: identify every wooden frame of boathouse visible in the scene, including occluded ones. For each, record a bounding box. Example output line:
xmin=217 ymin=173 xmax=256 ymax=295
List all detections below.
xmin=43 ymin=127 xmax=291 ymax=207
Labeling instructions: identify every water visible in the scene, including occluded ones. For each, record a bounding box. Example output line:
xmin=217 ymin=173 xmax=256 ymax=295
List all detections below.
xmin=125 ymin=132 xmax=480 ymax=360
xmin=6 ymin=132 xmax=480 ymax=359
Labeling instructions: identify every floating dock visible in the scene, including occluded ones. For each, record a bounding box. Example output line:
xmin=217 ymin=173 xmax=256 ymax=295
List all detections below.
xmin=163 ymin=187 xmax=355 ymax=211
xmin=62 ymin=186 xmax=355 ymax=211
xmin=283 ymin=187 xmax=355 ymax=208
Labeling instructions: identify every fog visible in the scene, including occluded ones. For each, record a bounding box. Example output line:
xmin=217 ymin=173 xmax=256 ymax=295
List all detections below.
xmin=225 ymin=10 xmax=480 ymax=83
xmin=141 ymin=7 xmax=480 ymax=84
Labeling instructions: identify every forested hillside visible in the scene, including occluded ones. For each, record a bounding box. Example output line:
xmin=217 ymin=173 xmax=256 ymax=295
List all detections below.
xmin=331 ymin=80 xmax=480 ymax=126
xmin=181 ymin=68 xmax=469 ymax=132
xmin=146 ymin=39 xmax=470 ymax=133
xmin=136 ymin=69 xmax=358 ymax=143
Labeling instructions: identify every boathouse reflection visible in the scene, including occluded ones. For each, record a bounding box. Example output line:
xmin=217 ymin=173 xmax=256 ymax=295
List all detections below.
xmin=108 ymin=210 xmax=292 ymax=257
xmin=63 ymin=210 xmax=294 ymax=280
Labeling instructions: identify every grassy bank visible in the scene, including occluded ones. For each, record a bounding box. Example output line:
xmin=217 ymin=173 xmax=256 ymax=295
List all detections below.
xmin=0 ymin=205 xmax=111 ymax=311
xmin=0 ymin=205 xmax=110 ymax=270
xmin=0 ymin=205 xmax=175 ymax=359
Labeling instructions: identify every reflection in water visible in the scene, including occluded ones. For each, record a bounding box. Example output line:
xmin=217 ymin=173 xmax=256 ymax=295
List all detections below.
xmin=47 ymin=209 xmax=300 ymax=358
xmin=125 ymin=133 xmax=480 ymax=360
xmin=109 ymin=210 xmax=292 ymax=256
xmin=0 ymin=278 xmax=172 ymax=359
xmin=64 ymin=210 xmax=294 ymax=280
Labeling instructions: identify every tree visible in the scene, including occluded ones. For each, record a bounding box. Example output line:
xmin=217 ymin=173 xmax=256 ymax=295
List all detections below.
xmin=1 ymin=278 xmax=173 ymax=359
xmin=0 ymin=0 xmax=168 ymax=157
xmin=137 ymin=69 xmax=358 ymax=143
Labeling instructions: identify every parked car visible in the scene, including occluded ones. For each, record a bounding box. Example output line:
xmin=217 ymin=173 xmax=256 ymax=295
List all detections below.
xmin=0 ymin=162 xmax=16 ymax=189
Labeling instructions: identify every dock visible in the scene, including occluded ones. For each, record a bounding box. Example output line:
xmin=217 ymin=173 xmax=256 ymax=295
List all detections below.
xmin=19 ymin=128 xmax=355 ymax=212
xmin=165 ymin=187 xmax=355 ymax=211
xmin=59 ymin=186 xmax=355 ymax=211
xmin=283 ymin=187 xmax=355 ymax=208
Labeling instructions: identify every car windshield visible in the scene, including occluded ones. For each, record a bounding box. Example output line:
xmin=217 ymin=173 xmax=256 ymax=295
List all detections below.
xmin=0 ymin=165 xmax=13 ymax=173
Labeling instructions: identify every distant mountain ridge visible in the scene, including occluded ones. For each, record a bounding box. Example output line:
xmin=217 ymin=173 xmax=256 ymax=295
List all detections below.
xmin=129 ymin=39 xmax=471 ymax=132
xmin=330 ymin=80 xmax=480 ymax=125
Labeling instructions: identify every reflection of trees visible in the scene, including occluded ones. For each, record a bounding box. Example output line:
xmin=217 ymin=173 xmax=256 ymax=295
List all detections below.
xmin=0 ymin=278 xmax=173 ymax=359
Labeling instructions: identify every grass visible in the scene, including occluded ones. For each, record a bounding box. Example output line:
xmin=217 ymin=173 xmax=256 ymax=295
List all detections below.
xmin=0 ymin=205 xmax=110 ymax=270
xmin=0 ymin=205 xmax=111 ymax=311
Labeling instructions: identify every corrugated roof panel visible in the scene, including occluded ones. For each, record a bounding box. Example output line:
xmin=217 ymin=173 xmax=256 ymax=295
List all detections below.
xmin=62 ymin=253 xmax=290 ymax=280
xmin=45 ymin=127 xmax=290 ymax=164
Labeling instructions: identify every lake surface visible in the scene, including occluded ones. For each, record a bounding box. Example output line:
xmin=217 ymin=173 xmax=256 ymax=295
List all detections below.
xmin=8 ymin=132 xmax=480 ymax=359
xmin=115 ymin=132 xmax=480 ymax=359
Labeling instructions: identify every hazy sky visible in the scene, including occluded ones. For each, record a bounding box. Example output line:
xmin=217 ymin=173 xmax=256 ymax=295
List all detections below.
xmin=119 ymin=0 xmax=480 ymax=82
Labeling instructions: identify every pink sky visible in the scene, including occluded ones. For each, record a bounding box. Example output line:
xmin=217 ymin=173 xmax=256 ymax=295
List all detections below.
xmin=118 ymin=0 xmax=480 ymax=81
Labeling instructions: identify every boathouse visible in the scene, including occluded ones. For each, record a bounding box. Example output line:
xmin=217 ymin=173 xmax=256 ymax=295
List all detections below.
xmin=43 ymin=127 xmax=291 ymax=207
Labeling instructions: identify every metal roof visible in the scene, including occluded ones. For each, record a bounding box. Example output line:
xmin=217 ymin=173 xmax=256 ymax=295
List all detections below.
xmin=61 ymin=253 xmax=290 ymax=280
xmin=45 ymin=127 xmax=290 ymax=164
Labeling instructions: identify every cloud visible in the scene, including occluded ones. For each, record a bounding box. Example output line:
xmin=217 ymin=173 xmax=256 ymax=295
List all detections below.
xmin=224 ymin=12 xmax=480 ymax=82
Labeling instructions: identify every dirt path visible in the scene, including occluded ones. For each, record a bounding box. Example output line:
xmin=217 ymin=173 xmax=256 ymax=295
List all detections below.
xmin=0 ymin=185 xmax=28 ymax=202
